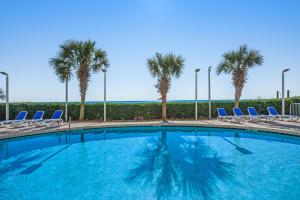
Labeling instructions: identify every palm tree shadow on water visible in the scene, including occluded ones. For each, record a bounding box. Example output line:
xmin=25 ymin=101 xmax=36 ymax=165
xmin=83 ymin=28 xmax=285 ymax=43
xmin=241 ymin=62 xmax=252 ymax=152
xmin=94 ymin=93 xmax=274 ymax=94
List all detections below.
xmin=125 ymin=130 xmax=234 ymax=200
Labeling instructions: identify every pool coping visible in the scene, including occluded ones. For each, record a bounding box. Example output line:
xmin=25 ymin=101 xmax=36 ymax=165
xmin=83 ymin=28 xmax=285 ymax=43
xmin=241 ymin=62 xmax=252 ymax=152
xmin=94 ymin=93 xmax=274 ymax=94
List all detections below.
xmin=1 ymin=120 xmax=300 ymax=140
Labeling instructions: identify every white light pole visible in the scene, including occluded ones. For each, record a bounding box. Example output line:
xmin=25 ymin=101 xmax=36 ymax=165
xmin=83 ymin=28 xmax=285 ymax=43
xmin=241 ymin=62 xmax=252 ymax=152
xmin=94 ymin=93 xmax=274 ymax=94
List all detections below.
xmin=208 ymin=66 xmax=212 ymax=119
xmin=60 ymin=66 xmax=70 ymax=122
xmin=195 ymin=68 xmax=200 ymax=120
xmin=65 ymin=79 xmax=68 ymax=122
xmin=281 ymin=68 xmax=290 ymax=115
xmin=0 ymin=71 xmax=9 ymax=120
xmin=102 ymin=67 xmax=107 ymax=122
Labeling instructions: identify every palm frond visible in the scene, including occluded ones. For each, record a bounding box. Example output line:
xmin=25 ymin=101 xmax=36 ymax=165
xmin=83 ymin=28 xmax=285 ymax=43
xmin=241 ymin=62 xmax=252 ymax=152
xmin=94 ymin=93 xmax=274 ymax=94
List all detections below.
xmin=92 ymin=49 xmax=109 ymax=72
xmin=216 ymin=51 xmax=236 ymax=75
xmin=147 ymin=54 xmax=162 ymax=78
xmin=49 ymin=41 xmax=75 ymax=82
xmin=50 ymin=57 xmax=73 ymax=82
xmin=244 ymin=49 xmax=264 ymax=69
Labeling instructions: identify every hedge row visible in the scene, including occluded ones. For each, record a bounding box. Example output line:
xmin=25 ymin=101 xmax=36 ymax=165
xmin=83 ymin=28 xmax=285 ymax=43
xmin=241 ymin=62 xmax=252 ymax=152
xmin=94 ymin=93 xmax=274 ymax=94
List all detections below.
xmin=0 ymin=97 xmax=299 ymax=121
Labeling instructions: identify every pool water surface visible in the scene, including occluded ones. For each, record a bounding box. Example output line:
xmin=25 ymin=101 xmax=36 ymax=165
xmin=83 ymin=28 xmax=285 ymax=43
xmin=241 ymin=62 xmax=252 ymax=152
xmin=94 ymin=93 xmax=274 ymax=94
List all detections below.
xmin=0 ymin=126 xmax=300 ymax=200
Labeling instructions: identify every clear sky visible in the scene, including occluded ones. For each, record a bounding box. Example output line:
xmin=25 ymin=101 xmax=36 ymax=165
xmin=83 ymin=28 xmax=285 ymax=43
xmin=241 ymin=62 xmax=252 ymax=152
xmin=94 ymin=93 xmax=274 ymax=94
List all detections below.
xmin=0 ymin=0 xmax=299 ymax=102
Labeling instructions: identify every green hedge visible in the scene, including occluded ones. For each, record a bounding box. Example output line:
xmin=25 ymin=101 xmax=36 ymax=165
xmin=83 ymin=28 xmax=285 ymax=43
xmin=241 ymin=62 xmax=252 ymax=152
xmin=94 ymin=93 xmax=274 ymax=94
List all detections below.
xmin=0 ymin=97 xmax=299 ymax=121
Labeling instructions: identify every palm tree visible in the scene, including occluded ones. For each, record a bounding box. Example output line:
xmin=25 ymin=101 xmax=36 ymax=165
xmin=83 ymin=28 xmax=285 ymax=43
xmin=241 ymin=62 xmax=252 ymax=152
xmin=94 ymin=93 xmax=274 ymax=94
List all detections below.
xmin=0 ymin=88 xmax=5 ymax=100
xmin=217 ymin=44 xmax=263 ymax=107
xmin=50 ymin=40 xmax=109 ymax=120
xmin=147 ymin=53 xmax=184 ymax=121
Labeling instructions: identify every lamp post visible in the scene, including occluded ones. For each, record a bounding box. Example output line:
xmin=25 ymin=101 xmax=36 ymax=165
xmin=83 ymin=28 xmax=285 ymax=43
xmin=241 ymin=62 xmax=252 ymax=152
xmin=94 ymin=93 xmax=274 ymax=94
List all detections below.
xmin=102 ymin=67 xmax=107 ymax=122
xmin=58 ymin=66 xmax=71 ymax=122
xmin=65 ymin=79 xmax=68 ymax=122
xmin=281 ymin=68 xmax=290 ymax=115
xmin=208 ymin=66 xmax=212 ymax=119
xmin=0 ymin=71 xmax=9 ymax=120
xmin=195 ymin=68 xmax=200 ymax=120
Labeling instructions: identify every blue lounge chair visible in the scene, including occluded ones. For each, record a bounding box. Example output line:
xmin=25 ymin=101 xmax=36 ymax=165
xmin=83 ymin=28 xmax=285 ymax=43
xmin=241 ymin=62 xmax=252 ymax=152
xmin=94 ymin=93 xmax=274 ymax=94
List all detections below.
xmin=20 ymin=111 xmax=45 ymax=127
xmin=267 ymin=106 xmax=281 ymax=121
xmin=217 ymin=108 xmax=234 ymax=121
xmin=37 ymin=110 xmax=63 ymax=127
xmin=247 ymin=107 xmax=266 ymax=121
xmin=0 ymin=111 xmax=28 ymax=127
xmin=267 ymin=106 xmax=299 ymax=121
xmin=233 ymin=107 xmax=248 ymax=121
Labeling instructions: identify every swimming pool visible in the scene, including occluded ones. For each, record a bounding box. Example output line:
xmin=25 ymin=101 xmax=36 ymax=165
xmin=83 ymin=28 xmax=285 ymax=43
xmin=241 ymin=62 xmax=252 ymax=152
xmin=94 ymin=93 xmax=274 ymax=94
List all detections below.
xmin=1 ymin=126 xmax=300 ymax=200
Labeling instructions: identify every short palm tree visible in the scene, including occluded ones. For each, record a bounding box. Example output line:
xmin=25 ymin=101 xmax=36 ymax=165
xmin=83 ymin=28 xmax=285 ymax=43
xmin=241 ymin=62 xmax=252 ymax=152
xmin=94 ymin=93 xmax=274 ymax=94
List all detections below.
xmin=217 ymin=44 xmax=263 ymax=107
xmin=0 ymin=88 xmax=5 ymax=100
xmin=50 ymin=40 xmax=109 ymax=120
xmin=147 ymin=53 xmax=184 ymax=121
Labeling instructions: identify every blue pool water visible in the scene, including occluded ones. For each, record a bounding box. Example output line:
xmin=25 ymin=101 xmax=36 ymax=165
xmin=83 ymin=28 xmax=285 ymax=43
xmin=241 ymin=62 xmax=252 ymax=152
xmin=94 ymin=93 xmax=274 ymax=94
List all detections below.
xmin=1 ymin=126 xmax=300 ymax=200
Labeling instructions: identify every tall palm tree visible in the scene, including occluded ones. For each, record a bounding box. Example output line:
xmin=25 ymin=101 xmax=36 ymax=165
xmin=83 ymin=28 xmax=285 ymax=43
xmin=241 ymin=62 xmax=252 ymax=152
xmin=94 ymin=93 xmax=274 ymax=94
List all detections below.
xmin=50 ymin=40 xmax=109 ymax=120
xmin=147 ymin=53 xmax=184 ymax=121
xmin=217 ymin=44 xmax=263 ymax=107
xmin=0 ymin=88 xmax=5 ymax=100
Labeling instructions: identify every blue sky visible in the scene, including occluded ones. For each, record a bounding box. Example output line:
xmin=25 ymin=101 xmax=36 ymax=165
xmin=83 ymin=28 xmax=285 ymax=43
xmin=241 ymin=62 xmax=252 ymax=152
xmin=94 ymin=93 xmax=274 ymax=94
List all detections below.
xmin=0 ymin=0 xmax=299 ymax=102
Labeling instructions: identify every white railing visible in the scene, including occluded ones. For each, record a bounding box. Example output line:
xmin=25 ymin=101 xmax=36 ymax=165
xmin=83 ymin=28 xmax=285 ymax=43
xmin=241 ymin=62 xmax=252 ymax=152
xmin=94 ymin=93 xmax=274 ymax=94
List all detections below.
xmin=290 ymin=103 xmax=300 ymax=116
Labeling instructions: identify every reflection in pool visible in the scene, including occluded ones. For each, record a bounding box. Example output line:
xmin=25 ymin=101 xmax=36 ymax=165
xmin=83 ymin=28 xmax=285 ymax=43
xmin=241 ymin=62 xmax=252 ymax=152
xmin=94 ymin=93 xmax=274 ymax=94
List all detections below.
xmin=126 ymin=130 xmax=233 ymax=199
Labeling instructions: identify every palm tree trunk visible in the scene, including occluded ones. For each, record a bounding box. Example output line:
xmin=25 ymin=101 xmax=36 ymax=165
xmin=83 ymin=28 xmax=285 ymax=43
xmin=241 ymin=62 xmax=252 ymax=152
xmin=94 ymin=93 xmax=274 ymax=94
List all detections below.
xmin=234 ymin=100 xmax=240 ymax=108
xmin=79 ymin=95 xmax=85 ymax=120
xmin=234 ymin=83 xmax=244 ymax=108
xmin=233 ymin=69 xmax=245 ymax=108
xmin=78 ymin=67 xmax=89 ymax=121
xmin=162 ymin=94 xmax=167 ymax=122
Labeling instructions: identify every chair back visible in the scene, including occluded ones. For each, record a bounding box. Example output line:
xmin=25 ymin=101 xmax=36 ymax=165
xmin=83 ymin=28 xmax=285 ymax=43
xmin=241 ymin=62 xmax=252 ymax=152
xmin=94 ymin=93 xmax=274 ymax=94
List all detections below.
xmin=247 ymin=107 xmax=258 ymax=116
xmin=33 ymin=111 xmax=45 ymax=120
xmin=52 ymin=110 xmax=63 ymax=120
xmin=233 ymin=107 xmax=243 ymax=116
xmin=217 ymin=108 xmax=227 ymax=117
xmin=267 ymin=107 xmax=279 ymax=116
xmin=15 ymin=111 xmax=28 ymax=121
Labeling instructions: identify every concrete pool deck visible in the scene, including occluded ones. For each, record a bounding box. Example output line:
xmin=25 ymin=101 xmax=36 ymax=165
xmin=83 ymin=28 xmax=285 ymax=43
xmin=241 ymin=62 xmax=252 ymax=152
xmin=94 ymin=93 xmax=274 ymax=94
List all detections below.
xmin=0 ymin=119 xmax=300 ymax=140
